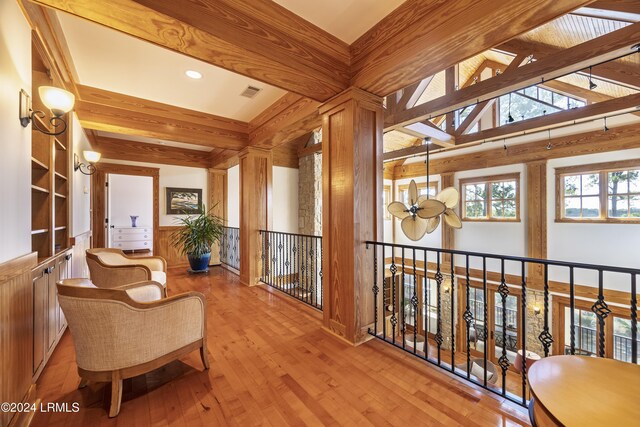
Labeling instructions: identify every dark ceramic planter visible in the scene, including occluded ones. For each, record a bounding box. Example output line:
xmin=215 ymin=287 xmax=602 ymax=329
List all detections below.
xmin=188 ymin=252 xmax=211 ymax=272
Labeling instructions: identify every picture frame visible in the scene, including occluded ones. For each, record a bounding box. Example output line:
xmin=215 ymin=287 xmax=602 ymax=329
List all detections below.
xmin=165 ymin=187 xmax=202 ymax=215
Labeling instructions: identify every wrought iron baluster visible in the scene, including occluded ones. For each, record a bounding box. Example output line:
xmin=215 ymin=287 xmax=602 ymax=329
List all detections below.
xmin=450 ymin=255 xmax=456 ymax=372
xmin=402 ymin=247 xmax=406 ymax=349
xmin=483 ymin=257 xmax=488 ymax=386
xmin=383 ymin=244 xmax=388 ymax=340
xmin=373 ymin=241 xmax=379 ymax=336
xmin=570 ymin=267 xmax=576 ymax=355
xmin=632 ymin=274 xmax=637 ymax=365
xmin=592 ymin=269 xmax=610 ymax=358
xmin=521 ymin=261 xmax=527 ymax=406
xmin=292 ymin=235 xmax=297 ymax=300
xmin=412 ymin=248 xmax=418 ymax=354
xmin=390 ymin=247 xmax=398 ymax=345
xmin=435 ymin=251 xmax=443 ymax=365
xmin=498 ymin=258 xmax=510 ymax=395
xmin=463 ymin=254 xmax=472 ymax=378
xmin=424 ymin=249 xmax=429 ymax=360
xmin=538 ymin=264 xmax=553 ymax=357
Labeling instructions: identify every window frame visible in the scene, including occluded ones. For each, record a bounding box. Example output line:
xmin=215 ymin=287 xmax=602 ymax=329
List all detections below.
xmin=555 ymin=159 xmax=640 ymax=224
xmin=459 ymin=173 xmax=521 ymax=222
xmin=397 ymin=182 xmax=438 ymax=206
xmin=383 ymin=185 xmax=392 ymax=220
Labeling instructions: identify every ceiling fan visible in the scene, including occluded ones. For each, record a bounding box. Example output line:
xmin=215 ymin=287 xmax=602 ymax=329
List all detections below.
xmin=387 ymin=138 xmax=462 ymax=241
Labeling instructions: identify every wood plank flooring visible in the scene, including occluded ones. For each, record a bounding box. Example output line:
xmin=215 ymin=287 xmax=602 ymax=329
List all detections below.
xmin=32 ymin=267 xmax=531 ymax=426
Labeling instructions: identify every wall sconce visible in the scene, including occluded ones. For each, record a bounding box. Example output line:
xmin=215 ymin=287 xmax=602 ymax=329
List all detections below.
xmin=533 ymin=306 xmax=541 ymax=316
xmin=20 ymin=86 xmax=75 ymax=136
xmin=74 ymin=151 xmax=101 ymax=175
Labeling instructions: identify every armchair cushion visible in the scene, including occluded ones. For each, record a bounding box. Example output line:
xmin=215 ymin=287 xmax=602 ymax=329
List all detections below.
xmin=150 ymin=271 xmax=167 ymax=286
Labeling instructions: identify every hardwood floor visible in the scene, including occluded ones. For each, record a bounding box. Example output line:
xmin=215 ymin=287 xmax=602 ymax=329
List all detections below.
xmin=33 ymin=267 xmax=531 ymax=426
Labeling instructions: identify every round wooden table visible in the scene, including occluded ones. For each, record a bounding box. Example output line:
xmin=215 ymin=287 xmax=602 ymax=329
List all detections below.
xmin=528 ymin=355 xmax=640 ymax=426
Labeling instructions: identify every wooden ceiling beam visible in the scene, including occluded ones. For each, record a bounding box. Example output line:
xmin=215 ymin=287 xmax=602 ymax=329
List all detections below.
xmin=394 ymin=122 xmax=640 ymax=179
xmin=93 ymin=136 xmax=213 ymax=168
xmin=350 ymin=0 xmax=592 ymax=96
xmin=249 ymin=94 xmax=321 ymax=149
xmin=32 ymin=0 xmax=350 ymax=101
xmin=455 ymin=92 xmax=640 ymax=145
xmin=497 ymin=38 xmax=640 ymax=89
xmin=589 ymin=1 xmax=640 ymax=14
xmin=74 ymin=86 xmax=249 ymax=150
xmin=388 ymin=23 xmax=640 ymax=128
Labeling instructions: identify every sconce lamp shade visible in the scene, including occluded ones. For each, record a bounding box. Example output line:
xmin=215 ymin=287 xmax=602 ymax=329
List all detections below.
xmin=39 ymin=86 xmax=75 ymax=117
xmin=83 ymin=150 xmax=101 ymax=163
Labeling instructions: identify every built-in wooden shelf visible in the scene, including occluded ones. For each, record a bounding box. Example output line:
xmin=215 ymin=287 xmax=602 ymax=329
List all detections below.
xmin=31 ymin=184 xmax=50 ymax=194
xmin=31 ymin=229 xmax=48 ymax=235
xmin=31 ymin=157 xmax=49 ymax=170
xmin=54 ymin=172 xmax=68 ymax=181
xmin=54 ymin=138 xmax=66 ymax=151
xmin=54 ymin=193 xmax=67 ymax=199
xmin=54 ymin=226 xmax=66 ymax=231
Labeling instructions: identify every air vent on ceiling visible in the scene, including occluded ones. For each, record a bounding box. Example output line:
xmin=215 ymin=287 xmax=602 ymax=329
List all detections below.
xmin=240 ymin=85 xmax=262 ymax=98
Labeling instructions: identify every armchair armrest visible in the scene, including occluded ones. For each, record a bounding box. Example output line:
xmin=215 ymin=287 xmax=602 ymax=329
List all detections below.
xmin=123 ymin=255 xmax=167 ymax=272
xmin=114 ymin=281 xmax=164 ymax=302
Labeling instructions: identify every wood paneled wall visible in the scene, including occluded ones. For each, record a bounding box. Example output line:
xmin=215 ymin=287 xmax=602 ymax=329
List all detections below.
xmin=0 ymin=252 xmax=37 ymax=427
xmin=156 ymin=227 xmax=188 ymax=268
xmin=70 ymin=231 xmax=91 ymax=279
xmin=209 ymin=169 xmax=227 ymax=266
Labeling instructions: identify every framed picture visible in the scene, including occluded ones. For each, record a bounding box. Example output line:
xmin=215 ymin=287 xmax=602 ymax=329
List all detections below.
xmin=166 ymin=187 xmax=202 ymax=215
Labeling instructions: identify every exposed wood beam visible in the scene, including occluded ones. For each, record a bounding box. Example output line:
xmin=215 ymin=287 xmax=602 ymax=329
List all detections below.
xmin=396 ymin=76 xmax=434 ymax=111
xmin=454 ymin=54 xmax=527 ymax=136
xmin=19 ymin=1 xmax=78 ymax=94
xmin=590 ymin=0 xmax=640 ymax=14
xmin=497 ymin=38 xmax=640 ymax=90
xmin=78 ymin=85 xmax=248 ymax=134
xmin=393 ymin=123 xmax=640 ymax=178
xmin=32 ymin=0 xmax=350 ymax=101
xmin=74 ymin=86 xmax=248 ymax=150
xmin=395 ymin=126 xmax=455 ymax=148
xmin=93 ymin=136 xmax=212 ymax=168
xmin=383 ymin=143 xmax=437 ymax=162
xmin=454 ymin=99 xmax=497 ymax=136
xmin=389 ymin=23 xmax=640 ymax=128
xmin=456 ymin=92 xmax=640 ymax=145
xmin=445 ymin=66 xmax=456 ymax=135
xmin=350 ymin=0 xmax=592 ymax=96
xmin=210 ymin=149 xmax=240 ymax=169
xmin=541 ymin=80 xmax=613 ymax=104
xmin=249 ymin=94 xmax=321 ymax=149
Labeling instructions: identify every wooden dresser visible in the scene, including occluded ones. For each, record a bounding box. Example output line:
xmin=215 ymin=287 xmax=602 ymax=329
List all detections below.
xmin=110 ymin=227 xmax=154 ymax=252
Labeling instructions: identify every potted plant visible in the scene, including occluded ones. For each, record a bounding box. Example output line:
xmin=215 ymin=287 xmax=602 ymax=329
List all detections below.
xmin=171 ymin=205 xmax=223 ymax=272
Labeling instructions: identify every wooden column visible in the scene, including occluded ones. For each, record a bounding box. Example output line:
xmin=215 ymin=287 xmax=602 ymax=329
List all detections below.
xmin=208 ymin=168 xmax=227 ymax=266
xmin=445 ymin=66 xmax=457 ymax=135
xmin=320 ymin=87 xmax=384 ymax=344
xmin=441 ymin=172 xmax=455 ymax=265
xmin=526 ymin=160 xmax=547 ymax=284
xmin=239 ymin=147 xmax=272 ymax=286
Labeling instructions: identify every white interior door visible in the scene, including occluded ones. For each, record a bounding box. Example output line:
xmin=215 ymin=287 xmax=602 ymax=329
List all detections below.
xmin=106 ymin=173 xmax=113 ymax=247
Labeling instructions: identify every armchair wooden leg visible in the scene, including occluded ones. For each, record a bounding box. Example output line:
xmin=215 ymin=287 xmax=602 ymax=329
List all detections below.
xmin=109 ymin=374 xmax=123 ymax=418
xmin=78 ymin=378 xmax=89 ymax=389
xmin=200 ymin=344 xmax=210 ymax=370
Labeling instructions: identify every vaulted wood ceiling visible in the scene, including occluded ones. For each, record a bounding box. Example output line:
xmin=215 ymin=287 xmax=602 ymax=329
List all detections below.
xmin=24 ymin=0 xmax=640 ymax=167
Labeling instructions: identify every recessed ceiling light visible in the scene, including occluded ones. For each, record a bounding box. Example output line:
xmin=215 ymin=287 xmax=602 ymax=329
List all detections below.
xmin=185 ymin=70 xmax=202 ymax=79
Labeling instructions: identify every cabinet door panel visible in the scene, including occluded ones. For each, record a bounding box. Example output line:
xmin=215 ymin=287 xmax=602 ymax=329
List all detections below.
xmin=47 ymin=263 xmax=58 ymax=352
xmin=33 ymin=267 xmax=48 ymax=376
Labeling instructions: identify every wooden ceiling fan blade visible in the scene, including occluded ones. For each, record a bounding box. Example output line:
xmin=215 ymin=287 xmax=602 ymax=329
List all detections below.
xmin=443 ymin=209 xmax=462 ymax=229
xmin=426 ymin=216 xmax=440 ymax=234
xmin=417 ymin=199 xmax=446 ymax=219
xmin=401 ymin=216 xmax=428 ymax=241
xmin=408 ymin=179 xmax=418 ymax=205
xmin=388 ymin=201 xmax=410 ymax=219
xmin=436 ymin=187 xmax=460 ymax=209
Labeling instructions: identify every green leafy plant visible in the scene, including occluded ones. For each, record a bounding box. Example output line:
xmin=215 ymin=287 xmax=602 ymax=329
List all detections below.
xmin=170 ymin=204 xmax=224 ymax=257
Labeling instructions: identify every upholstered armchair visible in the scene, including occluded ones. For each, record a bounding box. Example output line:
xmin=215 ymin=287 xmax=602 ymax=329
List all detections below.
xmin=86 ymin=248 xmax=168 ymax=295
xmin=57 ymin=279 xmax=208 ymax=417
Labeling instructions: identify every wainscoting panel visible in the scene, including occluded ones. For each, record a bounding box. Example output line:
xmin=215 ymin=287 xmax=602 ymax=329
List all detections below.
xmin=157 ymin=227 xmax=188 ymax=267
xmin=0 ymin=252 xmax=37 ymax=427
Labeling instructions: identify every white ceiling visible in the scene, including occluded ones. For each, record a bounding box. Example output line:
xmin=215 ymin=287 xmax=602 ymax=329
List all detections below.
xmin=273 ymin=0 xmax=406 ymax=44
xmin=96 ymin=131 xmax=214 ymax=152
xmin=57 ymin=12 xmax=287 ymax=122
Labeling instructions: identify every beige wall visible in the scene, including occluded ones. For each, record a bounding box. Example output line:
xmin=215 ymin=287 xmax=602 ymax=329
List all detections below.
xmin=0 ymin=0 xmax=32 ymax=263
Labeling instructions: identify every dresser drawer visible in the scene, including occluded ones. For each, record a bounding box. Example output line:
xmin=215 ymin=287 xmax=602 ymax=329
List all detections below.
xmin=114 ymin=227 xmax=151 ymax=234
xmin=113 ymin=233 xmax=152 ymax=242
xmin=112 ymin=240 xmax=153 ymax=251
